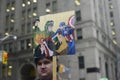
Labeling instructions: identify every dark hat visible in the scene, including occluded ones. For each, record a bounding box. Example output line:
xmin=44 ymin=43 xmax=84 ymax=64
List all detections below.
xmin=44 ymin=20 xmax=54 ymax=31
xmin=47 ymin=20 xmax=54 ymax=26
xmin=33 ymin=17 xmax=40 ymax=24
xmin=35 ymin=17 xmax=40 ymax=22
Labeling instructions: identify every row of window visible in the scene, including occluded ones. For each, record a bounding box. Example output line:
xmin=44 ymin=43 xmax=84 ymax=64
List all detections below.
xmin=6 ymin=1 xmax=15 ymax=13
xmin=21 ymin=23 xmax=33 ymax=35
xmin=108 ymin=0 xmax=117 ymax=44
xmin=5 ymin=1 xmax=16 ymax=34
xmin=22 ymin=6 xmax=37 ymax=21
xmin=46 ymin=0 xmax=80 ymax=13
xmin=2 ymin=38 xmax=33 ymax=53
xmin=22 ymin=0 xmax=37 ymax=7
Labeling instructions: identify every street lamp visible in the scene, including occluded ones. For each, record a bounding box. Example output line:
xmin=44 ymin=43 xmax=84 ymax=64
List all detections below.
xmin=0 ymin=34 xmax=17 ymax=42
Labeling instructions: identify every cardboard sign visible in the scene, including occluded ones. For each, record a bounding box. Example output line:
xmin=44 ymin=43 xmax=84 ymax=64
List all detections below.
xmin=33 ymin=11 xmax=76 ymax=57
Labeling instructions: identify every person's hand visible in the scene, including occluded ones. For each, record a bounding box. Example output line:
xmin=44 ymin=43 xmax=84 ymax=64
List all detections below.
xmin=40 ymin=44 xmax=45 ymax=54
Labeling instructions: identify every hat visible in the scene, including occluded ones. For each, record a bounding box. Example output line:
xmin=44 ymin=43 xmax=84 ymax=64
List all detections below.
xmin=33 ymin=17 xmax=40 ymax=24
xmin=47 ymin=20 xmax=54 ymax=26
xmin=35 ymin=17 xmax=40 ymax=22
xmin=59 ymin=22 xmax=65 ymax=27
xmin=44 ymin=20 xmax=54 ymax=31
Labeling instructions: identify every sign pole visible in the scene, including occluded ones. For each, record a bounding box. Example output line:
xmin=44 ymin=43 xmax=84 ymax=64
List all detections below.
xmin=53 ymin=56 xmax=57 ymax=80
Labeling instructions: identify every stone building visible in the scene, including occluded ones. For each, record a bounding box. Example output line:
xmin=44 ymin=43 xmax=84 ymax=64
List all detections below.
xmin=0 ymin=0 xmax=120 ymax=80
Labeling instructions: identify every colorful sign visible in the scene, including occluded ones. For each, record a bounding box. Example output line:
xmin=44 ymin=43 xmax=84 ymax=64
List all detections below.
xmin=33 ymin=11 xmax=76 ymax=57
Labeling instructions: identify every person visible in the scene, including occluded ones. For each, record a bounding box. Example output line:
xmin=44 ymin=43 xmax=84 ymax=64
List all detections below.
xmin=56 ymin=22 xmax=75 ymax=55
xmin=34 ymin=34 xmax=55 ymax=57
xmin=44 ymin=20 xmax=55 ymax=37
xmin=33 ymin=44 xmax=67 ymax=80
xmin=34 ymin=57 xmax=53 ymax=80
xmin=34 ymin=17 xmax=41 ymax=32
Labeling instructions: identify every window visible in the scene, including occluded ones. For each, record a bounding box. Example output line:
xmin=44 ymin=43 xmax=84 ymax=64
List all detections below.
xmin=11 ymin=1 xmax=15 ymax=11
xmin=96 ymin=30 xmax=99 ymax=39
xmin=6 ymin=3 xmax=10 ymax=12
xmin=78 ymin=56 xmax=85 ymax=69
xmin=10 ymin=27 xmax=14 ymax=33
xmin=33 ymin=7 xmax=37 ymax=17
xmin=33 ymin=7 xmax=37 ymax=12
xmin=4 ymin=44 xmax=8 ymax=51
xmin=21 ymin=40 xmax=25 ymax=50
xmin=110 ymin=11 xmax=113 ymax=17
xmin=111 ymin=29 xmax=116 ymax=36
xmin=27 ymin=0 xmax=31 ymax=5
xmin=109 ymin=3 xmax=113 ymax=9
xmin=22 ymin=10 xmax=25 ymax=20
xmin=33 ymin=0 xmax=37 ymax=3
xmin=75 ymin=0 xmax=80 ymax=6
xmin=10 ymin=14 xmax=15 ymax=23
xmin=110 ymin=20 xmax=115 ymax=27
xmin=5 ymin=28 xmax=8 ymax=33
xmin=102 ymin=35 xmax=106 ymax=43
xmin=77 ymin=28 xmax=82 ymax=40
xmin=27 ymin=23 xmax=31 ymax=33
xmin=46 ymin=3 xmax=51 ymax=13
xmin=6 ymin=15 xmax=9 ymax=25
xmin=22 ymin=0 xmax=26 ymax=7
xmin=9 ymin=42 xmax=13 ymax=52
xmin=99 ymin=57 xmax=101 ymax=72
xmin=52 ymin=1 xmax=57 ymax=12
xmin=80 ymin=78 xmax=85 ymax=80
xmin=21 ymin=24 xmax=25 ymax=34
xmin=113 ymin=38 xmax=117 ymax=44
xmin=8 ymin=65 xmax=12 ymax=76
xmin=26 ymin=39 xmax=31 ymax=49
xmin=28 ymin=9 xmax=32 ymax=18
xmin=87 ymin=67 xmax=100 ymax=73
xmin=105 ymin=62 xmax=109 ymax=78
xmin=75 ymin=10 xmax=81 ymax=21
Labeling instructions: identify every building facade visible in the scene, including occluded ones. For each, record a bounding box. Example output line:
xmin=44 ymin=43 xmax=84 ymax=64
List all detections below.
xmin=0 ymin=0 xmax=120 ymax=80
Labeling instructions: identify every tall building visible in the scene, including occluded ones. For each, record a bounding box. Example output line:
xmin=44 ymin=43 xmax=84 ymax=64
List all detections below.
xmin=0 ymin=0 xmax=120 ymax=80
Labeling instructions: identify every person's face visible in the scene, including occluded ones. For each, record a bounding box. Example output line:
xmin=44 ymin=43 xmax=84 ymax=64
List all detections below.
xmin=35 ymin=21 xmax=39 ymax=26
xmin=37 ymin=58 xmax=53 ymax=78
xmin=48 ymin=26 xmax=52 ymax=31
xmin=59 ymin=26 xmax=64 ymax=30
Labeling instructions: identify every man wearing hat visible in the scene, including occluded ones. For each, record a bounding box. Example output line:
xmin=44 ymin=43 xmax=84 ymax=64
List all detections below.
xmin=33 ymin=45 xmax=68 ymax=80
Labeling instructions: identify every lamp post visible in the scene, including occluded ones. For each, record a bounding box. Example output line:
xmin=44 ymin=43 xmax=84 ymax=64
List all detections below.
xmin=0 ymin=33 xmax=17 ymax=80
xmin=0 ymin=34 xmax=17 ymax=45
